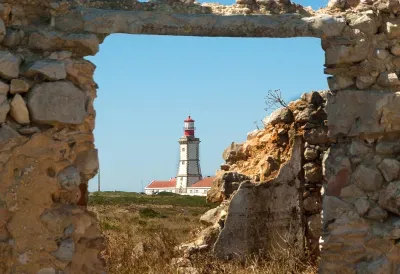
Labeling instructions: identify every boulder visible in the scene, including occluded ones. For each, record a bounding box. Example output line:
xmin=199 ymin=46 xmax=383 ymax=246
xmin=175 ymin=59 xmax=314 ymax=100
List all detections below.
xmin=262 ymin=107 xmax=294 ymax=127
xmin=27 ymin=81 xmax=87 ymax=125
xmin=378 ymin=181 xmax=400 ymax=215
xmin=0 ymin=51 xmax=20 ymax=79
xmin=9 ymin=94 xmax=30 ymax=124
xmin=200 ymin=207 xmax=221 ymax=225
xmin=222 ymin=142 xmax=245 ymax=165
xmin=302 ymin=91 xmax=324 ymax=107
xmin=352 ymin=164 xmax=384 ymax=192
xmin=24 ymin=60 xmax=67 ymax=81
xmin=378 ymin=158 xmax=400 ymax=182
xmin=206 ymin=172 xmax=250 ymax=203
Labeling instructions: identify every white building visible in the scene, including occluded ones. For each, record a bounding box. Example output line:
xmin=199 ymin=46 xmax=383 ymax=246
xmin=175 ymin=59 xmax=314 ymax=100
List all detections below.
xmin=145 ymin=116 xmax=214 ymax=196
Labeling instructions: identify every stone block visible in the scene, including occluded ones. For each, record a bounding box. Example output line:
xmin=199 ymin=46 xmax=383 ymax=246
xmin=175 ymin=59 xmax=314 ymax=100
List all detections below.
xmin=58 ymin=166 xmax=81 ymax=190
xmin=24 ymin=60 xmax=67 ymax=81
xmin=10 ymin=94 xmax=30 ymax=124
xmin=28 ymin=32 xmax=100 ymax=56
xmin=10 ymin=79 xmax=30 ymax=94
xmin=51 ymin=238 xmax=75 ymax=262
xmin=378 ymin=158 xmax=400 ymax=182
xmin=352 ymin=164 xmax=384 ymax=192
xmin=0 ymin=98 xmax=10 ymax=124
xmin=27 ymin=81 xmax=87 ymax=125
xmin=378 ymin=181 xmax=400 ymax=216
xmin=262 ymin=107 xmax=293 ymax=127
xmin=346 ymin=11 xmax=379 ymax=35
xmin=304 ymin=162 xmax=323 ymax=183
xmin=0 ymin=51 xmax=20 ymax=79
xmin=326 ymin=90 xmax=400 ymax=137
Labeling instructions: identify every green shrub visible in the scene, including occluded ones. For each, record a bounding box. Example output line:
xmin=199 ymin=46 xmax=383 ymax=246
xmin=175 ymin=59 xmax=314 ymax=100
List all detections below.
xmin=139 ymin=207 xmax=167 ymax=219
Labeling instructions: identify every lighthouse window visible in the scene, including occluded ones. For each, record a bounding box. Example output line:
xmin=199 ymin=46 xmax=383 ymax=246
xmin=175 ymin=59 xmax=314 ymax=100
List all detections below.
xmin=181 ymin=161 xmax=184 ymax=165
xmin=182 ymin=148 xmax=185 ymax=152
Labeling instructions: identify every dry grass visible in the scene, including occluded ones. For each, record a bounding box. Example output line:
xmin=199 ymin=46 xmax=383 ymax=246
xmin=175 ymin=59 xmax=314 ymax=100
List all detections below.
xmin=89 ymin=192 xmax=317 ymax=274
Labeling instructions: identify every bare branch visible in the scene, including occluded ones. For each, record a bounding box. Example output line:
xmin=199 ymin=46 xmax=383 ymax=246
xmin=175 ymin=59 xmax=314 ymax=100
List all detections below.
xmin=264 ymin=89 xmax=288 ymax=112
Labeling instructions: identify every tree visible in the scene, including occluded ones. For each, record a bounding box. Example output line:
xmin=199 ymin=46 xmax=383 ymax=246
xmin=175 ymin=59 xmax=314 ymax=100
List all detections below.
xmin=264 ymin=89 xmax=288 ymax=112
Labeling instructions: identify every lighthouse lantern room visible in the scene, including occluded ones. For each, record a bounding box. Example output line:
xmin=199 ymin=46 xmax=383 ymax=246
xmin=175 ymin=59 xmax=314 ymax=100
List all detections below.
xmin=184 ymin=116 xmax=196 ymax=136
xmin=176 ymin=115 xmax=203 ymax=193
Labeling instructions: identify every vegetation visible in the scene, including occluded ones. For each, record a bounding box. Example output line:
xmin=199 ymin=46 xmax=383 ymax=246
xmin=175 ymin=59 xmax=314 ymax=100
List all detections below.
xmin=89 ymin=191 xmax=214 ymax=208
xmin=264 ymin=89 xmax=288 ymax=112
xmin=90 ymin=191 xmax=317 ymax=274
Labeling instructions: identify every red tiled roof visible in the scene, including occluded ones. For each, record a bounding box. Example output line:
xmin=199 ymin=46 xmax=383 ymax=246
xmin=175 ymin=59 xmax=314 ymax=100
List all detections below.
xmin=146 ymin=178 xmax=176 ymax=189
xmin=190 ymin=177 xmax=215 ymax=188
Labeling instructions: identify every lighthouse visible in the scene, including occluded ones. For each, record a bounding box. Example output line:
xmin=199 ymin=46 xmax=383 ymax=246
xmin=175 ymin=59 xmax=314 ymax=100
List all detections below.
xmin=176 ymin=116 xmax=203 ymax=193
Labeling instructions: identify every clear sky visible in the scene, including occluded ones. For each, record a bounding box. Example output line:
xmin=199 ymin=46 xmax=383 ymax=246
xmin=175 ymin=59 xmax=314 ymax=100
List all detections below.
xmin=86 ymin=0 xmax=329 ymax=192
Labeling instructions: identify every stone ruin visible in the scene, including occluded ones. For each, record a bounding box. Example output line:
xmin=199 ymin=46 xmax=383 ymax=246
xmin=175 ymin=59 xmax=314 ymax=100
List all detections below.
xmin=0 ymin=0 xmax=400 ymax=273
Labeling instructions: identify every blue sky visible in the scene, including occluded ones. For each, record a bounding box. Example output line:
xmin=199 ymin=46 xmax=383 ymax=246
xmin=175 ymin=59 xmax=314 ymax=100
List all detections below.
xmin=86 ymin=0 xmax=329 ymax=192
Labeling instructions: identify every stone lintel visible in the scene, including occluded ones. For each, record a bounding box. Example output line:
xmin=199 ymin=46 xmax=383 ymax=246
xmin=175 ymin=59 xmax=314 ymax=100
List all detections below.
xmin=54 ymin=8 xmax=345 ymax=38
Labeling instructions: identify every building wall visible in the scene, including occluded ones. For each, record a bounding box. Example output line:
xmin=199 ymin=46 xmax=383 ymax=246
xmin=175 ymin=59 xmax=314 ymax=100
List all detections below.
xmin=144 ymin=188 xmax=176 ymax=195
xmin=187 ymin=187 xmax=210 ymax=196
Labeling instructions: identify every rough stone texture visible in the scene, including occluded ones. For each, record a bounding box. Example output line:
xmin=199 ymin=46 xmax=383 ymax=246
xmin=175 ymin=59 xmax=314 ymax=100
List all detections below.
xmin=27 ymin=81 xmax=87 ymax=125
xmin=3 ymin=0 xmax=400 ymax=273
xmin=24 ymin=60 xmax=67 ymax=81
xmin=213 ymin=137 xmax=303 ymax=259
xmin=10 ymin=94 xmax=30 ymax=124
xmin=326 ymin=90 xmax=400 ymax=137
xmin=0 ymin=51 xmax=20 ymax=79
xmin=10 ymin=79 xmax=30 ymax=94
xmin=262 ymin=107 xmax=294 ymax=126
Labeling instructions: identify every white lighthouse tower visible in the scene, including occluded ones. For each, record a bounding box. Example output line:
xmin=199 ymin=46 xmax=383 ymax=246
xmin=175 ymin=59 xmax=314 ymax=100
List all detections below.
xmin=176 ymin=116 xmax=202 ymax=194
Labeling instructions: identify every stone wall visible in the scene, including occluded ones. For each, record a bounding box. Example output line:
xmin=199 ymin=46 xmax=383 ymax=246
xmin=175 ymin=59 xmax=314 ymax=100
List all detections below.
xmin=0 ymin=2 xmax=106 ymax=273
xmin=1 ymin=0 xmax=400 ymax=273
xmin=199 ymin=91 xmax=328 ymax=261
